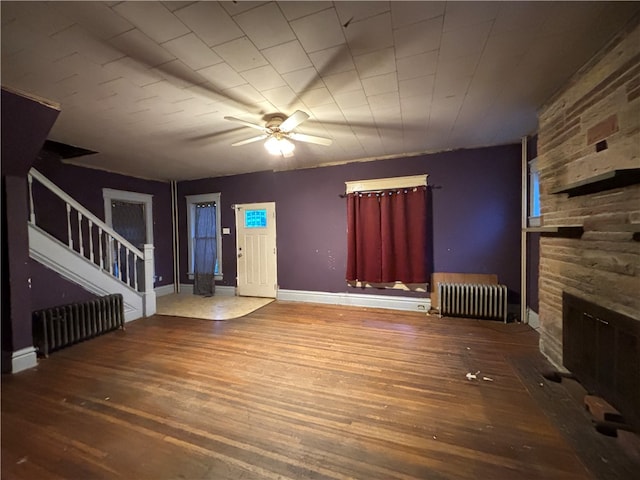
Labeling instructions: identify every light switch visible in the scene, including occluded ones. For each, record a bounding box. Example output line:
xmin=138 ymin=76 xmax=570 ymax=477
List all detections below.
xmin=222 ymin=227 xmax=231 ymax=235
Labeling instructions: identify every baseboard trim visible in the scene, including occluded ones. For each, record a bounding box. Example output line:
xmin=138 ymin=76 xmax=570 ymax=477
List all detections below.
xmin=277 ymin=289 xmax=431 ymax=312
xmin=527 ymin=308 xmax=540 ymax=329
xmin=216 ymin=285 xmax=236 ymax=296
xmin=179 ymin=284 xmax=236 ymax=296
xmin=155 ymin=284 xmax=175 ymax=297
xmin=12 ymin=346 xmax=38 ymax=373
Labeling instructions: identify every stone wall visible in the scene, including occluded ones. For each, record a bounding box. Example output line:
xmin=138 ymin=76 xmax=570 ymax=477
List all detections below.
xmin=537 ymin=18 xmax=640 ymax=367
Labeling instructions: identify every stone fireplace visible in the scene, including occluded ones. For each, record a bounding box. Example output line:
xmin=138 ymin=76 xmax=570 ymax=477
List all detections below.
xmin=536 ymin=18 xmax=639 ymax=418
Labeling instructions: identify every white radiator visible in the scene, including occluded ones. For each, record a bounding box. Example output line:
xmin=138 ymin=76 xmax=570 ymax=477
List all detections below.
xmin=437 ymin=283 xmax=508 ymax=323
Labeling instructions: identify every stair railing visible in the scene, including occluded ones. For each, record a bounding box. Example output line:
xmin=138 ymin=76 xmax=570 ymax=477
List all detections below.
xmin=27 ymin=168 xmax=154 ymax=297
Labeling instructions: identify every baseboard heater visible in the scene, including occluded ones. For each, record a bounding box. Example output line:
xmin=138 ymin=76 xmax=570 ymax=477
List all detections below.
xmin=438 ymin=283 xmax=508 ymax=323
xmin=32 ymin=294 xmax=125 ymax=357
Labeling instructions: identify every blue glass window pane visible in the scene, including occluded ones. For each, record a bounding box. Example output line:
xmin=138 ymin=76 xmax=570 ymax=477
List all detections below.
xmin=532 ymin=173 xmax=541 ymax=217
xmin=245 ymin=209 xmax=267 ymax=228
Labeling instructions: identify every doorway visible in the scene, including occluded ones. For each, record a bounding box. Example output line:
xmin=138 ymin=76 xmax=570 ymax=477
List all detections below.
xmin=234 ymin=202 xmax=277 ymax=298
xmin=103 ymin=189 xmax=154 ymax=289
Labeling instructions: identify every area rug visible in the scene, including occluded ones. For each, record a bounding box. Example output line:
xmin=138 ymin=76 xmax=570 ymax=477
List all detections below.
xmin=156 ymin=293 xmax=274 ymax=320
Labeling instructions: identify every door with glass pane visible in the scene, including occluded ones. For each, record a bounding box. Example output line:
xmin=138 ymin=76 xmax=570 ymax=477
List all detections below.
xmin=234 ymin=202 xmax=277 ymax=298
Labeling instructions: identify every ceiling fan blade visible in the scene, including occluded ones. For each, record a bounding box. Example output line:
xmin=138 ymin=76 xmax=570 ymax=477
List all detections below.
xmin=231 ymin=134 xmax=268 ymax=146
xmin=279 ymin=110 xmax=310 ymax=132
xmin=224 ymin=116 xmax=269 ymax=132
xmin=289 ymin=132 xmax=333 ymax=146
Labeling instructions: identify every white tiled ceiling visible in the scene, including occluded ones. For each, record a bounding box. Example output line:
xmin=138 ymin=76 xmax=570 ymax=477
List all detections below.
xmin=1 ymin=1 xmax=638 ymax=181
xmin=262 ymin=40 xmax=312 ymax=74
xmin=234 ymin=2 xmax=296 ymax=49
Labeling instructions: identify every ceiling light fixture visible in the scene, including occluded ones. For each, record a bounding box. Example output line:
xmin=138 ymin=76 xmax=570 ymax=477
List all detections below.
xmin=226 ymin=110 xmax=332 ymax=157
xmin=264 ymin=136 xmax=295 ymax=156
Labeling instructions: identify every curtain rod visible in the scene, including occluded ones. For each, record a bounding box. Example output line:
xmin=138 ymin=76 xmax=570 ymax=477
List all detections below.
xmin=339 ymin=185 xmax=429 ymax=198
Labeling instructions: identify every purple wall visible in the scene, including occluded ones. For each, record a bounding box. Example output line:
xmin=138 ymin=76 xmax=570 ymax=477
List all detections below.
xmin=32 ymin=153 xmax=174 ymax=289
xmin=30 ymin=260 xmax=99 ymax=311
xmin=2 ymin=179 xmax=11 ymax=370
xmin=1 ymin=89 xmax=60 ymax=177
xmin=2 ymin=88 xmax=59 ymax=371
xmin=178 ymin=144 xmax=522 ymax=298
xmin=2 ymin=177 xmax=33 ymax=351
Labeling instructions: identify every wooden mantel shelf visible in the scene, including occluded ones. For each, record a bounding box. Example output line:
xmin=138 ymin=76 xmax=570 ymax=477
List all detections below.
xmin=551 ymin=168 xmax=640 ymax=197
xmin=523 ymin=226 xmax=584 ymax=238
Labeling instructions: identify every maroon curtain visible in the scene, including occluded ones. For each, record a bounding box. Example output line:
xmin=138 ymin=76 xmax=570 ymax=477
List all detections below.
xmin=346 ymin=187 xmax=427 ymax=283
xmin=347 ymin=193 xmax=381 ymax=282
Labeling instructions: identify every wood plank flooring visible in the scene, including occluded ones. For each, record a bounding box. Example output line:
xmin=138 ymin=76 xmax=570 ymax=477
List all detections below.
xmin=2 ymin=301 xmax=597 ymax=479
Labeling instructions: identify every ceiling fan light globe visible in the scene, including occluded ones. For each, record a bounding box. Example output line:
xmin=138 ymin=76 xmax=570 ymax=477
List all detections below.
xmin=264 ymin=137 xmax=280 ymax=155
xmin=264 ymin=137 xmax=294 ymax=156
xmin=279 ymin=138 xmax=295 ymax=155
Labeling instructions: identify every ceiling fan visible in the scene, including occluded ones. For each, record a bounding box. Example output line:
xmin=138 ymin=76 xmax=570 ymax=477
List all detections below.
xmin=224 ymin=110 xmax=333 ymax=157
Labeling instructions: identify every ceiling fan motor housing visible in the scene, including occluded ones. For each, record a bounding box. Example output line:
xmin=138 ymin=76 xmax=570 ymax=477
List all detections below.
xmin=266 ymin=116 xmax=285 ymax=131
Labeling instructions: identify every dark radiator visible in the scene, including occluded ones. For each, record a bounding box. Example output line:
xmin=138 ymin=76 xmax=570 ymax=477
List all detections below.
xmin=438 ymin=282 xmax=508 ymax=323
xmin=33 ymin=294 xmax=125 ymax=357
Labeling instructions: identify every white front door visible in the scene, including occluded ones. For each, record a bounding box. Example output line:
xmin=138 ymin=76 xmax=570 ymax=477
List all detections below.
xmin=235 ymin=202 xmax=277 ymax=298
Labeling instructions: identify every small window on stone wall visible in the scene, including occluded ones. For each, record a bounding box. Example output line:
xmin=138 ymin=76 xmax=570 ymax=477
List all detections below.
xmin=529 ymin=158 xmax=541 ymax=227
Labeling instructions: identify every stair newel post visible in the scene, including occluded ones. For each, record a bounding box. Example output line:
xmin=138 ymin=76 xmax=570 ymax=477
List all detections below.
xmin=143 ymin=244 xmax=156 ymax=317
xmin=28 ymin=173 xmax=35 ymax=224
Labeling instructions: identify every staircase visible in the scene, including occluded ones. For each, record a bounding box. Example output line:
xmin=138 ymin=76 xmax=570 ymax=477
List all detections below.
xmin=27 ymin=168 xmax=155 ymax=322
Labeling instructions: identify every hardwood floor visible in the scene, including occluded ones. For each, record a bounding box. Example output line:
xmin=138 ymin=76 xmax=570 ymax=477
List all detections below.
xmin=2 ymin=301 xmax=596 ymax=479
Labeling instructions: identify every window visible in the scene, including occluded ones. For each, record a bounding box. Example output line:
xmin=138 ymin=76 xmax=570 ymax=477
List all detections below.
xmin=345 ymin=175 xmax=428 ymax=291
xmin=186 ymin=193 xmax=222 ymax=280
xmin=244 ymin=208 xmax=267 ymax=228
xmin=529 ymin=158 xmax=541 ymax=227
xmin=103 ymin=189 xmax=154 ymax=246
